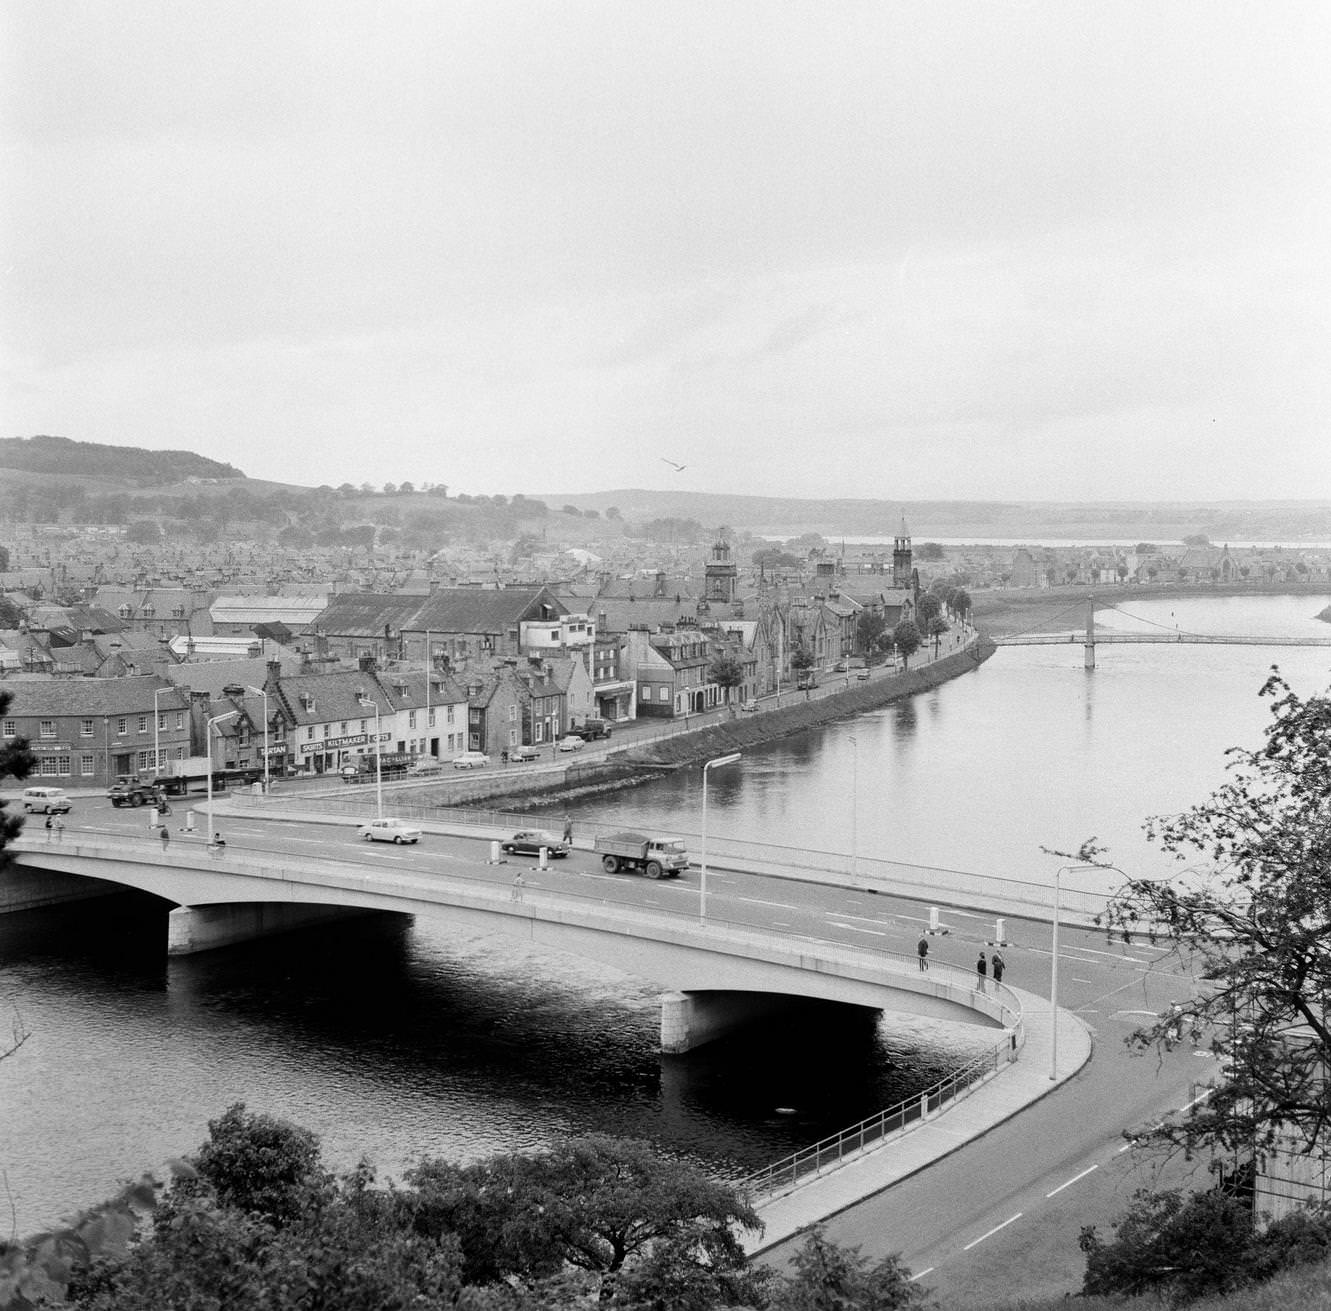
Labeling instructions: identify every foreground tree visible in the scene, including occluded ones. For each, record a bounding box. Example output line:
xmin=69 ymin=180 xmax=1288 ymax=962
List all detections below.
xmin=1079 ymin=1185 xmax=1331 ymax=1305
xmin=766 ymin=1227 xmax=927 ymax=1310
xmin=0 ymin=689 xmax=36 ymax=869
xmin=407 ymin=1135 xmax=762 ymax=1303
xmin=708 ymin=655 xmax=746 ymax=705
xmin=1101 ymin=671 xmax=1331 ymax=1166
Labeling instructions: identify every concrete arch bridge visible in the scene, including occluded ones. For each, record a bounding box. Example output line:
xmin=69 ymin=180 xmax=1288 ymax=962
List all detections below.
xmin=9 ymin=835 xmax=1020 ymax=1055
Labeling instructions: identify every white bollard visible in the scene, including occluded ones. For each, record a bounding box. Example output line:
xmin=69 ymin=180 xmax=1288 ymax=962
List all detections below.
xmin=994 ymin=918 xmax=1007 ymax=945
xmin=489 ymin=840 xmax=501 ymax=864
xmin=539 ymin=847 xmax=549 ymax=870
xmin=185 ymin=809 xmax=196 ymax=833
xmin=928 ymin=906 xmax=941 ymax=934
xmin=149 ymin=807 xmax=159 ymax=830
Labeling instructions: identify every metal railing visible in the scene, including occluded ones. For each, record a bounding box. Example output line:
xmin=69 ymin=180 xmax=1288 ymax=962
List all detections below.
xmin=742 ymin=1024 xmax=1022 ymax=1199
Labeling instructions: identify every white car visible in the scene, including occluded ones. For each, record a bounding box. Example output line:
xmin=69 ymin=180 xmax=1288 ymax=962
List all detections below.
xmin=407 ymin=758 xmax=443 ymax=775
xmin=356 ymin=817 xmax=422 ymax=844
xmin=556 ymin=735 xmax=585 ymax=752
xmin=452 ymin=750 xmax=491 ymax=770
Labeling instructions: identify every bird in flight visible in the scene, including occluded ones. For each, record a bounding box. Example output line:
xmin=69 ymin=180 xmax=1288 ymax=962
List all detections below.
xmin=660 ymin=458 xmax=686 ymax=471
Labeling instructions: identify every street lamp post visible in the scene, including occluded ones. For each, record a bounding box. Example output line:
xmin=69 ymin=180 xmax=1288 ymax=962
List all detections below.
xmin=849 ymin=733 xmax=858 ymax=878
xmin=206 ymin=710 xmax=240 ymax=848
xmin=358 ymin=696 xmax=383 ymax=819
xmin=1051 ymin=863 xmax=1119 ymax=1079
xmin=245 ymin=685 xmax=270 ymax=793
xmin=699 ymin=752 xmax=741 ymax=921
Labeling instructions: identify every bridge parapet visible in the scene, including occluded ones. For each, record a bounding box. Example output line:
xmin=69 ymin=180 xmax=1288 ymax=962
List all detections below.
xmin=10 ymin=833 xmax=1021 ymax=1045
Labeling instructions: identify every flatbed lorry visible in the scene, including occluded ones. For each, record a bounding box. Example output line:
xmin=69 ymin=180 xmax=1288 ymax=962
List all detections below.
xmin=592 ymin=831 xmax=689 ymax=879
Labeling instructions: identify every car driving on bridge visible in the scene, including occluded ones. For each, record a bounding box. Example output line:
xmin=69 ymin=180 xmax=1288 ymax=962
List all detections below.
xmin=500 ymin=830 xmax=569 ymax=858
xmin=356 ymin=817 xmax=422 ymax=844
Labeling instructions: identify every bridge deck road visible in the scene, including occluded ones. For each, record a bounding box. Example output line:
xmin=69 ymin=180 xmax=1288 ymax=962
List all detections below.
xmin=60 ymin=801 xmax=1213 ymax=1303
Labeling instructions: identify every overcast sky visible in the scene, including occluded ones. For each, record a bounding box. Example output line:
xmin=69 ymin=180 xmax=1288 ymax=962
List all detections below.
xmin=3 ymin=2 xmax=1327 ymax=501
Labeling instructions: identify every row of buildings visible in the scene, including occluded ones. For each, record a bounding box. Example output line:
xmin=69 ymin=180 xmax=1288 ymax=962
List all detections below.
xmin=1 ymin=533 xmax=924 ymax=787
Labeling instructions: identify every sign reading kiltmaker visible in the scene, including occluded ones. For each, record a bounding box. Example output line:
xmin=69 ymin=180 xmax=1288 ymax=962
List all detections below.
xmin=298 ymin=733 xmax=369 ymax=755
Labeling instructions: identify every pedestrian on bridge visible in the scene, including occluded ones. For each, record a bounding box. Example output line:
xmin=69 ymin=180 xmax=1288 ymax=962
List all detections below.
xmin=975 ymin=951 xmax=988 ymax=992
xmin=54 ymin=818 xmax=64 ymax=842
xmin=991 ymin=951 xmax=1005 ymax=985
xmin=917 ymin=936 xmax=929 ymax=971
xmin=511 ymin=870 xmax=526 ymax=903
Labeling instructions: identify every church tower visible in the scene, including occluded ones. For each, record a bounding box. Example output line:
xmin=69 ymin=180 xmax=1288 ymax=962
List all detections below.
xmin=704 ymin=536 xmax=738 ymax=605
xmin=892 ymin=515 xmax=913 ymax=590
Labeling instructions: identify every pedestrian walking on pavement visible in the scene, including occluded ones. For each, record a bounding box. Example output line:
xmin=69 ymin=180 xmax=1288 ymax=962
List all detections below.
xmin=45 ymin=815 xmax=53 ymax=842
xmin=991 ymin=951 xmax=1005 ymax=985
xmin=976 ymin=951 xmax=988 ymax=992
xmin=562 ymin=816 xmax=573 ymax=844
xmin=160 ymin=825 xmax=170 ymax=853
xmin=54 ymin=818 xmax=64 ymax=842
xmin=511 ymin=870 xmax=526 ymax=903
xmin=917 ymin=936 xmax=929 ymax=971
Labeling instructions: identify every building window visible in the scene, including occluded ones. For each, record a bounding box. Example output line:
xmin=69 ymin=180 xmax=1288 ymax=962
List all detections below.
xmin=138 ymin=750 xmax=154 ymax=770
xmin=41 ymin=756 xmax=70 ymax=776
xmin=81 ymin=719 xmax=94 ymax=737
xmin=534 ymin=723 xmax=544 ymax=742
xmin=408 ymin=710 xmax=417 ymax=729
xmin=157 ymin=713 xmax=167 ymax=730
xmin=116 ymin=717 xmax=127 ymax=736
xmin=508 ymin=704 xmax=517 ymax=722
xmin=509 ymin=728 xmax=518 ymax=746
xmin=2 ymin=720 xmax=14 ymax=738
xmin=306 ymin=726 xmax=315 ymax=740
xmin=175 ymin=712 xmax=184 ymax=730
xmin=446 ymin=706 xmax=455 ymax=724
xmin=81 ymin=755 xmax=95 ymax=775
xmin=137 ymin=715 xmax=148 ymax=734
xmin=360 ymin=719 xmax=367 ymax=734
xmin=323 ymin=724 xmax=331 ymax=738
xmin=39 ymin=720 xmax=56 ymax=739
xmin=340 ymin=722 xmax=348 ymax=735
xmin=428 ymin=709 xmax=435 ymax=727
xmin=660 ymin=687 xmax=670 ymax=701
xmin=176 ymin=747 xmax=186 ymax=761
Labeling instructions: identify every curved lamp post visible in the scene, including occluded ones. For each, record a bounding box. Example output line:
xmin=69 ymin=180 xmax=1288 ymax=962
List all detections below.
xmin=700 ymin=752 xmax=741 ymax=921
xmin=206 ymin=710 xmax=240 ymax=847
xmin=1051 ymin=862 xmax=1122 ymax=1079
xmin=357 ymin=695 xmax=383 ymax=820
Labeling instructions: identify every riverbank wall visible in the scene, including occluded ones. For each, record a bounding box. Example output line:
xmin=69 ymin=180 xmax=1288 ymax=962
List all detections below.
xmin=451 ymin=638 xmax=995 ymax=809
xmin=624 ymin=639 xmax=995 ymax=767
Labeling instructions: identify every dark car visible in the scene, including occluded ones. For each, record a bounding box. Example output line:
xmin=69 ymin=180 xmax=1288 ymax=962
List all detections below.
xmin=500 ymin=829 xmax=570 ymax=858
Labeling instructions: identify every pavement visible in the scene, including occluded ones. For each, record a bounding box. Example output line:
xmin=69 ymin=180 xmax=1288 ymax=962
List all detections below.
xmin=744 ymin=987 xmax=1091 ymax=1253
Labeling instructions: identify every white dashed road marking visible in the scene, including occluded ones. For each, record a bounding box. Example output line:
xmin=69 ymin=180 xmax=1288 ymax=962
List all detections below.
xmin=962 ymin=1213 xmax=1022 ymax=1251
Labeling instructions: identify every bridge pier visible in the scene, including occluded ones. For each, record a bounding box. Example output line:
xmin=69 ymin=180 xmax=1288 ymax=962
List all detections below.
xmin=660 ymin=990 xmax=856 ymax=1054
xmin=167 ymin=902 xmax=380 ymax=955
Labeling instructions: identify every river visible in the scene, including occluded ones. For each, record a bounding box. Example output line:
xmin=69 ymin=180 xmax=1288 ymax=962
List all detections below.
xmin=2 ymin=593 xmax=1328 ymax=1234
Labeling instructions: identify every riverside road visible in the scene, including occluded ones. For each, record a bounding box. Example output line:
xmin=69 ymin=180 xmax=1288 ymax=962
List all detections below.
xmin=40 ymin=798 xmax=1212 ymax=1305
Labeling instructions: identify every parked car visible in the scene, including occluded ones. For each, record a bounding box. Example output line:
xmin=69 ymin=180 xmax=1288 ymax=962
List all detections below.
xmin=406 ymin=758 xmax=444 ymax=775
xmin=832 ymin=660 xmax=848 ymax=672
xmin=508 ymin=744 xmax=541 ymax=762
xmin=500 ymin=829 xmax=569 ymax=858
xmin=556 ymin=735 xmax=585 ymax=752
xmin=22 ymin=786 xmax=73 ymax=814
xmin=856 ymin=670 xmax=871 ymax=681
xmin=452 ymin=751 xmax=491 ymax=770
xmin=739 ymin=700 xmax=761 ymax=713
xmin=356 ymin=817 xmax=422 ymax=844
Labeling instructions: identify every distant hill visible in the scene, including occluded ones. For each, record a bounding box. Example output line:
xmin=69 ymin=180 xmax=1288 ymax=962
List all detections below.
xmin=0 ymin=435 xmax=243 ymax=484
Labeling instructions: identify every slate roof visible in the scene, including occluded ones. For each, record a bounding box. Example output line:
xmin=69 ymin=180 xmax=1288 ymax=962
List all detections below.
xmin=1 ymin=674 xmax=189 ymax=717
xmin=307 ymin=587 xmax=565 ymax=640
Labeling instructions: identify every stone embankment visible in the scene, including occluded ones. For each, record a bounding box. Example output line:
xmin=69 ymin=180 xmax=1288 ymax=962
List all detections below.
xmin=624 ymin=639 xmax=995 ymax=768
xmin=459 ymin=639 xmax=995 ymax=810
